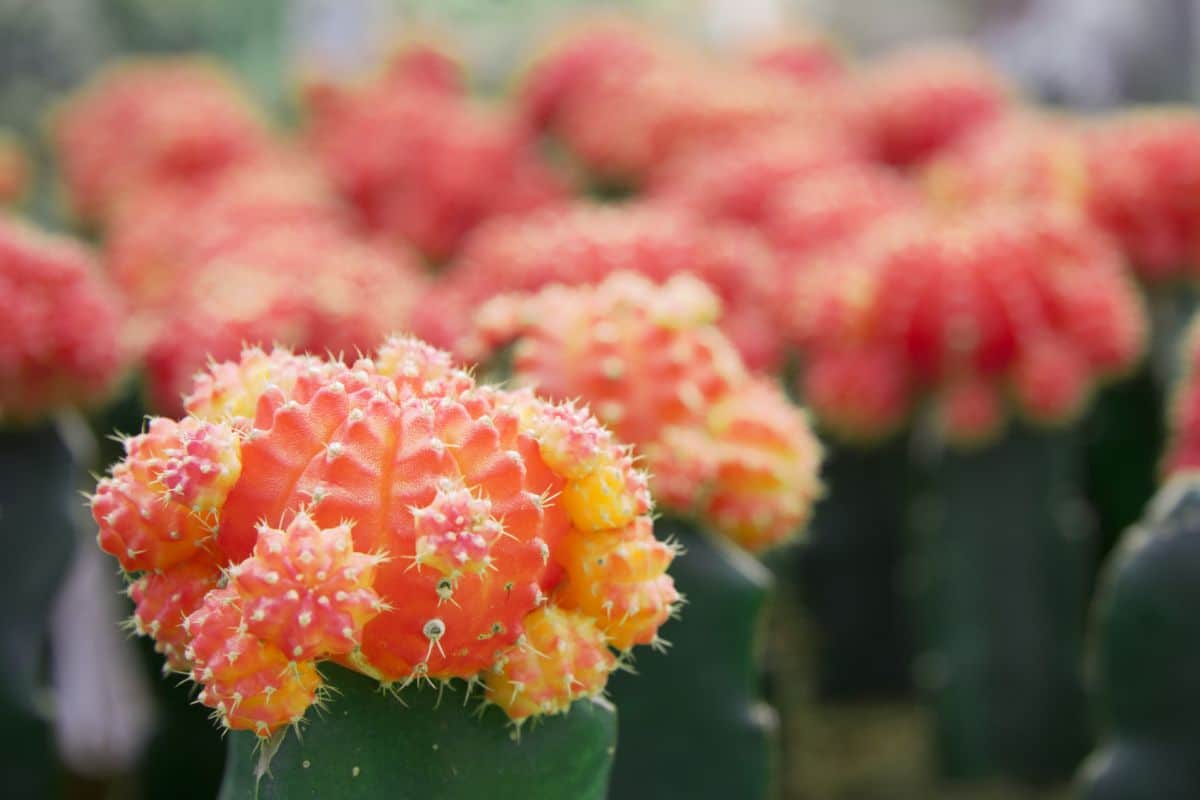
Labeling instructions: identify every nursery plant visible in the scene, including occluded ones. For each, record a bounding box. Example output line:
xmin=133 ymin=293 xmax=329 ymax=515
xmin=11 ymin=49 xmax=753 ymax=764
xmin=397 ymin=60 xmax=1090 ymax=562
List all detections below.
xmin=792 ymin=206 xmax=1145 ymax=781
xmin=91 ymin=337 xmax=678 ymax=798
xmin=469 ymin=272 xmax=823 ymax=799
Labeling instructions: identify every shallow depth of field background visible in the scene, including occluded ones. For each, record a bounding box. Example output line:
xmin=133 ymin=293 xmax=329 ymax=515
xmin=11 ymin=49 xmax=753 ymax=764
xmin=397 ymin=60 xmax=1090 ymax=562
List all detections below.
xmin=2 ymin=1 xmax=1199 ymax=799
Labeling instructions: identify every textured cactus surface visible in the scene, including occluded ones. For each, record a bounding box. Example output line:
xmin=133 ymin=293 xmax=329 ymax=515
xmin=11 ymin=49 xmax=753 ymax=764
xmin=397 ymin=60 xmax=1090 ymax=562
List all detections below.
xmin=605 ymin=516 xmax=776 ymax=800
xmin=219 ymin=664 xmax=616 ymax=800
xmin=913 ymin=423 xmax=1091 ymax=780
xmin=1078 ymin=477 xmax=1200 ymax=799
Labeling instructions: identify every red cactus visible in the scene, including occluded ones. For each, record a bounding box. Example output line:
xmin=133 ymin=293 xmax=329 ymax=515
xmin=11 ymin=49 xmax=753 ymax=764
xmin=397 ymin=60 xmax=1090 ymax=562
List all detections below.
xmin=305 ymin=67 xmax=566 ymax=261
xmin=93 ymin=338 xmax=676 ymax=733
xmin=518 ymin=17 xmax=672 ymax=132
xmin=856 ymin=45 xmax=1013 ymax=167
xmin=649 ymin=128 xmax=863 ymax=227
xmin=422 ymin=204 xmax=783 ymax=371
xmin=0 ymin=131 xmax=30 ymax=207
xmin=791 ymin=208 xmax=1146 ymax=444
xmin=472 ymin=272 xmax=823 ymax=552
xmin=141 ymin=226 xmax=426 ymax=415
xmin=1082 ymin=109 xmax=1200 ymax=282
xmin=52 ymin=57 xmax=269 ymax=225
xmin=0 ymin=215 xmax=129 ymax=423
xmin=554 ymin=57 xmax=849 ymax=183
xmin=106 ymin=154 xmax=346 ymax=307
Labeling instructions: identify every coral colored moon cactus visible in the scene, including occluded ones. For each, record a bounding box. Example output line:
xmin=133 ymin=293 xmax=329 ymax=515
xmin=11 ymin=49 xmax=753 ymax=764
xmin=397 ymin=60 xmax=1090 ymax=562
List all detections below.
xmin=0 ymin=215 xmax=128 ymax=424
xmin=92 ymin=337 xmax=678 ymax=736
xmin=304 ymin=62 xmax=566 ymax=261
xmin=472 ymin=271 xmax=823 ymax=553
xmin=856 ymin=45 xmax=1014 ymax=168
xmin=421 ymin=203 xmax=783 ymax=371
xmin=792 ymin=208 xmax=1146 ymax=445
xmin=52 ymin=57 xmax=269 ymax=225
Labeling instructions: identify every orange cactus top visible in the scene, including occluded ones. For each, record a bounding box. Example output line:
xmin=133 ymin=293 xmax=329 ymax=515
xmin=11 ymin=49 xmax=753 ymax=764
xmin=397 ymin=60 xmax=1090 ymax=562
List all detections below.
xmin=94 ymin=337 xmax=678 ymax=734
xmin=472 ymin=272 xmax=824 ymax=553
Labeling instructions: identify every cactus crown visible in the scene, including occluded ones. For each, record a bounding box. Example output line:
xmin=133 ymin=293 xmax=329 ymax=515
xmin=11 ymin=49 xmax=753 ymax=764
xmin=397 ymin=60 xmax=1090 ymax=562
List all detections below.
xmin=472 ymin=271 xmax=823 ymax=553
xmin=794 ymin=206 xmax=1146 ymax=445
xmin=93 ymin=337 xmax=679 ymax=736
xmin=0 ymin=215 xmax=128 ymax=424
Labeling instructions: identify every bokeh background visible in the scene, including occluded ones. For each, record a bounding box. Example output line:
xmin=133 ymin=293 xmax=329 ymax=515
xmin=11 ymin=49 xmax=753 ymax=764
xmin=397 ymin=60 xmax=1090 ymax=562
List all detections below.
xmin=2 ymin=1 xmax=1199 ymax=798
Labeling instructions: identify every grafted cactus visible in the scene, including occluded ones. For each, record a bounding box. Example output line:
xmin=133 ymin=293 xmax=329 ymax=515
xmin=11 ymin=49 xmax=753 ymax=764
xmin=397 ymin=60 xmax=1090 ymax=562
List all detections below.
xmin=424 ymin=202 xmax=783 ymax=371
xmin=471 ymin=272 xmax=823 ymax=799
xmin=92 ymin=337 xmax=679 ymax=796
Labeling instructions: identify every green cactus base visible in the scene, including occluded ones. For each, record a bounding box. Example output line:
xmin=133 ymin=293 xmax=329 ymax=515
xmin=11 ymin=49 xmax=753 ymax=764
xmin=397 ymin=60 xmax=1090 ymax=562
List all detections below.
xmin=605 ymin=515 xmax=776 ymax=800
xmin=1078 ymin=478 xmax=1200 ymax=799
xmin=913 ymin=423 xmax=1091 ymax=782
xmin=1084 ymin=365 xmax=1164 ymax=563
xmin=0 ymin=423 xmax=82 ymax=797
xmin=799 ymin=434 xmax=913 ymax=699
xmin=218 ymin=664 xmax=617 ymax=800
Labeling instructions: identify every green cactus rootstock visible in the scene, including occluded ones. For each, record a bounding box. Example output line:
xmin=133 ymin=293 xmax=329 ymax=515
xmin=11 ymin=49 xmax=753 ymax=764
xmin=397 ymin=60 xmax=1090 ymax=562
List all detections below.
xmin=219 ymin=664 xmax=617 ymax=800
xmin=605 ymin=515 xmax=776 ymax=800
xmin=1078 ymin=477 xmax=1200 ymax=799
xmin=1083 ymin=365 xmax=1164 ymax=562
xmin=912 ymin=423 xmax=1091 ymax=782
xmin=798 ymin=434 xmax=914 ymax=699
xmin=0 ymin=423 xmax=82 ymax=797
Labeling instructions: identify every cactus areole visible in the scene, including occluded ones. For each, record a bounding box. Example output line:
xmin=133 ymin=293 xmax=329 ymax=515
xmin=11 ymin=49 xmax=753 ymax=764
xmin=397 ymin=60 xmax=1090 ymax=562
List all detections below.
xmin=92 ymin=337 xmax=678 ymax=789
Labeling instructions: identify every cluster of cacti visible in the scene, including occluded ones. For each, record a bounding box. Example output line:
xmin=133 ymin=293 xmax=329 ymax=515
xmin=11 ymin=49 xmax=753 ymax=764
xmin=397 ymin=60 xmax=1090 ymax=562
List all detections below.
xmin=0 ymin=215 xmax=129 ymax=424
xmin=51 ymin=57 xmax=431 ymax=416
xmin=523 ymin=21 xmax=866 ymax=187
xmin=927 ymin=108 xmax=1200 ymax=284
xmin=304 ymin=44 xmax=567 ymax=261
xmin=418 ymin=203 xmax=783 ymax=370
xmin=93 ymin=337 xmax=678 ymax=741
xmin=7 ymin=8 xmax=1200 ymax=798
